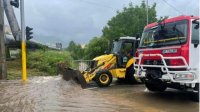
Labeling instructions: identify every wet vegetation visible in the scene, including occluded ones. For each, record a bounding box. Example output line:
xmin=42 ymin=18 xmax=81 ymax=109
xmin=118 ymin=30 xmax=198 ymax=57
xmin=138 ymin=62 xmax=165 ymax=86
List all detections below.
xmin=7 ymin=59 xmax=48 ymax=80
xmin=27 ymin=50 xmax=73 ymax=75
xmin=7 ymin=50 xmax=73 ymax=79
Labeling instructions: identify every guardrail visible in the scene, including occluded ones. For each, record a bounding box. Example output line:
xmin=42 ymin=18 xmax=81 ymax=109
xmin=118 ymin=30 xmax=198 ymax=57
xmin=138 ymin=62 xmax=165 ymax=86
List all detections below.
xmin=134 ymin=54 xmax=198 ymax=83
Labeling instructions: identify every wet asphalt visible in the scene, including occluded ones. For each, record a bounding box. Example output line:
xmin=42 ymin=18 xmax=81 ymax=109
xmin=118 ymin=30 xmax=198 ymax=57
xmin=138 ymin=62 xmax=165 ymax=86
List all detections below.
xmin=0 ymin=76 xmax=198 ymax=112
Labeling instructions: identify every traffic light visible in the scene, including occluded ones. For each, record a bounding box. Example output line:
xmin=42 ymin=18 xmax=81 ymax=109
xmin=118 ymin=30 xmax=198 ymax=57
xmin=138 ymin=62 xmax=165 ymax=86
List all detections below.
xmin=26 ymin=26 xmax=33 ymax=40
xmin=10 ymin=0 xmax=19 ymax=8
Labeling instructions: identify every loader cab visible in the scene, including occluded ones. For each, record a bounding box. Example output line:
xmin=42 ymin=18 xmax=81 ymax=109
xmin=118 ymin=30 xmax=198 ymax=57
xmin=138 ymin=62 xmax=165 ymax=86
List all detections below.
xmin=111 ymin=37 xmax=139 ymax=67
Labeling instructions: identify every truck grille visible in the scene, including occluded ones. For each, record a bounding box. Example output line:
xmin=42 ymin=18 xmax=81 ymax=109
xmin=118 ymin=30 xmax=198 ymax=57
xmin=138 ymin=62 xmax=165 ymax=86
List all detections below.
xmin=144 ymin=59 xmax=170 ymax=65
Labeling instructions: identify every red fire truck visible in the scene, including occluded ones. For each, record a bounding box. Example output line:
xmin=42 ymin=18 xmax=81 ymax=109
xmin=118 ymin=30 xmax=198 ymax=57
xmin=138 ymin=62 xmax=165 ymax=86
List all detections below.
xmin=135 ymin=15 xmax=199 ymax=101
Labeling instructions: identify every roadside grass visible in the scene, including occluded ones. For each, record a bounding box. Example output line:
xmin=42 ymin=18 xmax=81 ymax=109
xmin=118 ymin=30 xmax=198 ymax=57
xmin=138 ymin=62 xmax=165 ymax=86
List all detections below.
xmin=7 ymin=59 xmax=49 ymax=80
xmin=7 ymin=50 xmax=73 ymax=80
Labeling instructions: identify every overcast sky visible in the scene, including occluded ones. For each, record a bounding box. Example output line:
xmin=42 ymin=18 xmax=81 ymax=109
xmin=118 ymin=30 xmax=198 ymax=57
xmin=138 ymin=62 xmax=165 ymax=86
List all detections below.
xmin=6 ymin=0 xmax=199 ymax=47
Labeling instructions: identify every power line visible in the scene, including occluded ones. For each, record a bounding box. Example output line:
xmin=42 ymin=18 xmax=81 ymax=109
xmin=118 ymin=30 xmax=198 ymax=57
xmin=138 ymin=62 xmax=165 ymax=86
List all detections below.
xmin=185 ymin=0 xmax=199 ymax=15
xmin=162 ymin=0 xmax=183 ymax=15
xmin=152 ymin=0 xmax=161 ymax=5
xmin=77 ymin=0 xmax=117 ymax=10
xmin=146 ymin=0 xmax=149 ymax=25
xmin=76 ymin=0 xmax=137 ymax=11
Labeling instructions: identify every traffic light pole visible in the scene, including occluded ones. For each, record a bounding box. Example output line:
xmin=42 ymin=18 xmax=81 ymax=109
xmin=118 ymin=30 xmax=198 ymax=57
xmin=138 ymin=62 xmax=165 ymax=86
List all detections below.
xmin=20 ymin=0 xmax=26 ymax=81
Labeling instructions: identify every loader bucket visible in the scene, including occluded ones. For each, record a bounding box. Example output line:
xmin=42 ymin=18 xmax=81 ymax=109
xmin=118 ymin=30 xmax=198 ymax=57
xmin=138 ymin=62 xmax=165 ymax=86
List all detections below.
xmin=62 ymin=67 xmax=87 ymax=89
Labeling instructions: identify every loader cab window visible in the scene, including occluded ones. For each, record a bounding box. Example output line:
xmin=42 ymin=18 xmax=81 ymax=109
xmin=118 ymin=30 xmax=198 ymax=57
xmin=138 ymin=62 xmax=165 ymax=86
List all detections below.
xmin=122 ymin=42 xmax=134 ymax=58
xmin=111 ymin=41 xmax=122 ymax=54
xmin=112 ymin=39 xmax=136 ymax=67
xmin=119 ymin=41 xmax=135 ymax=67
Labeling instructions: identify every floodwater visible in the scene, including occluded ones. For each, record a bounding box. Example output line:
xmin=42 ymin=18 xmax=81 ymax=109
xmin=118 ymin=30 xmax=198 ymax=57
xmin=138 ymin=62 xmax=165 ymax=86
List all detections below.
xmin=0 ymin=76 xmax=198 ymax=112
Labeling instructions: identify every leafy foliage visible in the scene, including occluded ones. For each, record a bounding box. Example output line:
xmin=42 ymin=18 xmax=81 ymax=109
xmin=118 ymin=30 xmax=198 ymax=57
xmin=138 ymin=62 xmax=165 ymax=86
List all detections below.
xmin=27 ymin=50 xmax=73 ymax=75
xmin=66 ymin=41 xmax=84 ymax=60
xmin=102 ymin=2 xmax=157 ymax=41
xmin=84 ymin=37 xmax=109 ymax=59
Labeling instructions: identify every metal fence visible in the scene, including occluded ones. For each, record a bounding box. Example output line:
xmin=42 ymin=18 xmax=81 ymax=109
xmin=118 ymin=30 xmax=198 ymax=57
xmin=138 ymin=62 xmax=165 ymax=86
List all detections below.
xmin=71 ymin=60 xmax=93 ymax=72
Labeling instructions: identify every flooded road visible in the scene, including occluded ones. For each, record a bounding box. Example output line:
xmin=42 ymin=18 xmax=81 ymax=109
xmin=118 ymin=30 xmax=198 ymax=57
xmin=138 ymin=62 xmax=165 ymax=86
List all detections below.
xmin=0 ymin=76 xmax=198 ymax=112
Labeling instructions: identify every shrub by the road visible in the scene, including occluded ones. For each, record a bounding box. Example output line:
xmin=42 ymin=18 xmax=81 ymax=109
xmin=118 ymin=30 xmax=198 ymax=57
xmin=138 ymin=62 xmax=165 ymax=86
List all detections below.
xmin=27 ymin=50 xmax=73 ymax=75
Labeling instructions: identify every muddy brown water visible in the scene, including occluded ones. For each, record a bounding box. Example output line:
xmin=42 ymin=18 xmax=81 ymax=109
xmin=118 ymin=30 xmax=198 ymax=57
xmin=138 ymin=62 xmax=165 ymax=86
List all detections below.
xmin=0 ymin=76 xmax=198 ymax=112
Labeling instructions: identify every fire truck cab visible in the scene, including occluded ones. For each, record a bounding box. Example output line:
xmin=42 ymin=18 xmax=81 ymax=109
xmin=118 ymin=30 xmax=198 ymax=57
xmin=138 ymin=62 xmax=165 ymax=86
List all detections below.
xmin=134 ymin=16 xmax=199 ymax=101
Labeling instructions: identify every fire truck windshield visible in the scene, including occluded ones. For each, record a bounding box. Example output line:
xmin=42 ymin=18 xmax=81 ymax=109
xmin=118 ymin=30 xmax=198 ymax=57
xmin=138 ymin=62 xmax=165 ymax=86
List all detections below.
xmin=139 ymin=20 xmax=188 ymax=48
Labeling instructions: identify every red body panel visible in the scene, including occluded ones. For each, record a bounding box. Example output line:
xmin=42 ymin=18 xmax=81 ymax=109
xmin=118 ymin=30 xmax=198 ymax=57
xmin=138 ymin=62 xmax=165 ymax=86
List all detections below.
xmin=137 ymin=15 xmax=199 ymax=66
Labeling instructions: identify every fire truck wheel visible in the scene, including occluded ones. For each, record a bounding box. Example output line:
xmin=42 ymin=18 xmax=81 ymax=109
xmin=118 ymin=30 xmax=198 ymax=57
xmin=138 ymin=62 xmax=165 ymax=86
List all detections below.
xmin=146 ymin=70 xmax=162 ymax=79
xmin=95 ymin=70 xmax=113 ymax=87
xmin=192 ymin=83 xmax=199 ymax=102
xmin=125 ymin=65 xmax=137 ymax=84
xmin=192 ymin=92 xmax=199 ymax=102
xmin=145 ymin=79 xmax=167 ymax=92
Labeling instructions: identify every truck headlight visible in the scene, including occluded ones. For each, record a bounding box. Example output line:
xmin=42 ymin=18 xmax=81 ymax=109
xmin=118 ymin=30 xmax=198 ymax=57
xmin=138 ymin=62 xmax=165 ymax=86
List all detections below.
xmin=174 ymin=74 xmax=194 ymax=80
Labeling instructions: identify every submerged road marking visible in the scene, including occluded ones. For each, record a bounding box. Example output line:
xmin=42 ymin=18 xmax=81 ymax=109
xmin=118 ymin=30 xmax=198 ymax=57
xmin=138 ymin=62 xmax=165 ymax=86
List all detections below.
xmin=84 ymin=87 xmax=98 ymax=90
xmin=84 ymin=84 xmax=116 ymax=90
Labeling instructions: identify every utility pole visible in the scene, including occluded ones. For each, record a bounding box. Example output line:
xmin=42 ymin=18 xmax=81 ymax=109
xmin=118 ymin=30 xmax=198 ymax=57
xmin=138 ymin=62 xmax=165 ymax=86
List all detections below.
xmin=20 ymin=0 xmax=26 ymax=81
xmin=0 ymin=0 xmax=7 ymax=79
xmin=3 ymin=0 xmax=21 ymax=41
xmin=146 ymin=0 xmax=149 ymax=25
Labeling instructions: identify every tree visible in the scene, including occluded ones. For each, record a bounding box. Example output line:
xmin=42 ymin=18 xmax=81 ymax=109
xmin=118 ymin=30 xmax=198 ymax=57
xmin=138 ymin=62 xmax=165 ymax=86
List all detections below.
xmin=84 ymin=37 xmax=109 ymax=59
xmin=66 ymin=41 xmax=84 ymax=60
xmin=102 ymin=1 xmax=157 ymax=41
xmin=66 ymin=41 xmax=76 ymax=52
xmin=67 ymin=1 xmax=158 ymax=60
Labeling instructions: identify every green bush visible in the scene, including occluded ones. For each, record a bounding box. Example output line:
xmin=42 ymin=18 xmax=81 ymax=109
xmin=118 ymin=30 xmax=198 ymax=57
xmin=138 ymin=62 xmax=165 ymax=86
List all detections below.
xmin=27 ymin=50 xmax=73 ymax=75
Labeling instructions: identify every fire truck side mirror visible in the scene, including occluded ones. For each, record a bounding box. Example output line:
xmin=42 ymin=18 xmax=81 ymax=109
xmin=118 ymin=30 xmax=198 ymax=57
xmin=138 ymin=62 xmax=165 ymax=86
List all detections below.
xmin=136 ymin=33 xmax=140 ymax=40
xmin=192 ymin=40 xmax=199 ymax=48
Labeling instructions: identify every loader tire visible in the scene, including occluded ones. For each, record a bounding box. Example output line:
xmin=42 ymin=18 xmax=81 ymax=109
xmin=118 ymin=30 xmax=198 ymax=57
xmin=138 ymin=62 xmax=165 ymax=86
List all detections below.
xmin=125 ymin=65 xmax=137 ymax=84
xmin=95 ymin=70 xmax=112 ymax=87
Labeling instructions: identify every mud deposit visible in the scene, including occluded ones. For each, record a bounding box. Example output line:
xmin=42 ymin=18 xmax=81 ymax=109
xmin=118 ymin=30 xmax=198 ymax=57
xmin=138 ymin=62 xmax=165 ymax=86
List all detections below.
xmin=0 ymin=76 xmax=198 ymax=112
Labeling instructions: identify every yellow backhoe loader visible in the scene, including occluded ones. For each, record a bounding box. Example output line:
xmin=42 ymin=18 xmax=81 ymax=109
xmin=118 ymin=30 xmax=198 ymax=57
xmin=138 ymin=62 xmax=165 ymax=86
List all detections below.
xmin=61 ymin=37 xmax=139 ymax=88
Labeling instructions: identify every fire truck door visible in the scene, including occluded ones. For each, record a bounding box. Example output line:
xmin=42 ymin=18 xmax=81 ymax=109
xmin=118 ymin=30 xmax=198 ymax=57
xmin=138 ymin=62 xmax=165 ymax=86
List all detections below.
xmin=190 ymin=20 xmax=199 ymax=75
